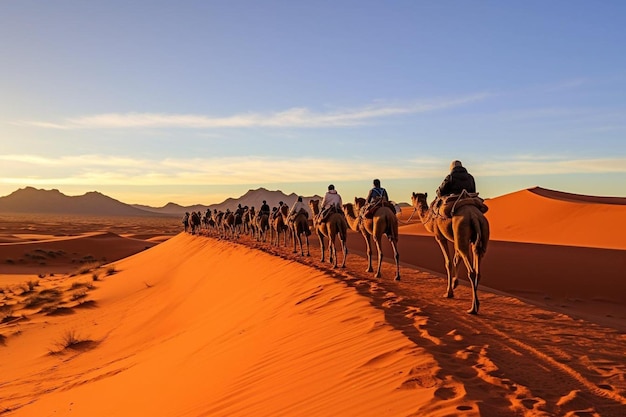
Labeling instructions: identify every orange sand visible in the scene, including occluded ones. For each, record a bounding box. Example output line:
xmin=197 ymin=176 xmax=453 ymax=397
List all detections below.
xmin=1 ymin=187 xmax=625 ymax=416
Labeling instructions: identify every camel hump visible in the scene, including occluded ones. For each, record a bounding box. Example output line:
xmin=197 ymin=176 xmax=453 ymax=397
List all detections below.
xmin=439 ymin=192 xmax=488 ymax=217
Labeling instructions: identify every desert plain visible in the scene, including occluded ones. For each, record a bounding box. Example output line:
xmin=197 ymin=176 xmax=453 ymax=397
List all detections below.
xmin=0 ymin=187 xmax=625 ymax=416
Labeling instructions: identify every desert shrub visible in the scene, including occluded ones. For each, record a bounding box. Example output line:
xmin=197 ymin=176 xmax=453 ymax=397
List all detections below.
xmin=23 ymin=288 xmax=62 ymax=309
xmin=105 ymin=265 xmax=118 ymax=276
xmin=26 ymin=280 xmax=39 ymax=291
xmin=74 ymin=299 xmax=97 ymax=309
xmin=92 ymin=272 xmax=101 ymax=281
xmin=74 ymin=262 xmax=101 ymax=275
xmin=44 ymin=306 xmax=75 ymax=316
xmin=26 ymin=253 xmax=46 ymax=261
xmin=0 ymin=305 xmax=15 ymax=322
xmin=70 ymin=289 xmax=88 ymax=301
xmin=70 ymin=281 xmax=94 ymax=291
xmin=80 ymin=255 xmax=96 ymax=263
xmin=4 ymin=259 xmax=15 ymax=264
xmin=49 ymin=329 xmax=97 ymax=354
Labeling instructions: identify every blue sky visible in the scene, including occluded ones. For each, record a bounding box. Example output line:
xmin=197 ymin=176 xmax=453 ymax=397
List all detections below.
xmin=1 ymin=1 xmax=625 ymax=206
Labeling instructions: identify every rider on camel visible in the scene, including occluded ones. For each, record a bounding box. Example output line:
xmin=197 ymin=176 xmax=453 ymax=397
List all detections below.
xmin=366 ymin=179 xmax=389 ymax=203
xmin=272 ymin=201 xmax=284 ymax=220
xmin=437 ymin=160 xmax=476 ymax=198
xmin=287 ymin=196 xmax=308 ymax=222
xmin=360 ymin=179 xmax=390 ymax=219
xmin=259 ymin=200 xmax=270 ymax=217
xmin=433 ymin=160 xmax=477 ymax=213
xmin=318 ymin=184 xmax=343 ymax=222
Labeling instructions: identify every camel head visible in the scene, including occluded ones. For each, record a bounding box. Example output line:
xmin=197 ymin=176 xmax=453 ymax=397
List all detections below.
xmin=309 ymin=199 xmax=320 ymax=214
xmin=342 ymin=203 xmax=357 ymax=218
xmin=411 ymin=192 xmax=428 ymax=209
xmin=354 ymin=197 xmax=367 ymax=210
xmin=280 ymin=204 xmax=289 ymax=215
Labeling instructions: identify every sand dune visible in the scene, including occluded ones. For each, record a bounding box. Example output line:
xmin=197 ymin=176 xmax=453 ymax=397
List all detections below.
xmin=399 ymin=187 xmax=626 ymax=250
xmin=484 ymin=187 xmax=626 ymax=249
xmin=0 ymin=231 xmax=624 ymax=416
xmin=1 ymin=187 xmax=625 ymax=416
xmin=0 ymin=232 xmax=157 ymax=276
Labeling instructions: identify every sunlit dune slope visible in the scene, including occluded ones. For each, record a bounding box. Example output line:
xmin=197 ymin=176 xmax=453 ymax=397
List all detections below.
xmin=0 ymin=232 xmax=156 ymax=274
xmin=398 ymin=187 xmax=626 ymax=250
xmin=484 ymin=187 xmax=626 ymax=249
xmin=2 ymin=233 xmax=461 ymax=417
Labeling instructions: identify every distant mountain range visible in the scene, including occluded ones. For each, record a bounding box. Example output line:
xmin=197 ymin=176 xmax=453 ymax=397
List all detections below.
xmin=0 ymin=187 xmax=157 ymax=217
xmin=132 ymin=187 xmax=324 ymax=216
xmin=0 ymin=187 xmax=323 ymax=217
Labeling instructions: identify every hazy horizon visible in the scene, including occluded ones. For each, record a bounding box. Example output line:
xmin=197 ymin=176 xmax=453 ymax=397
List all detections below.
xmin=1 ymin=1 xmax=625 ymax=206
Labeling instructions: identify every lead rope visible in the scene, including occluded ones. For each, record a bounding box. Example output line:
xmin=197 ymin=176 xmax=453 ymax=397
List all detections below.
xmin=450 ymin=189 xmax=469 ymax=216
xmin=398 ymin=207 xmax=417 ymax=224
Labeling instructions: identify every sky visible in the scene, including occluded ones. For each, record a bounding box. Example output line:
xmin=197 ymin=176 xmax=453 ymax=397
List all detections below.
xmin=1 ymin=0 xmax=625 ymax=206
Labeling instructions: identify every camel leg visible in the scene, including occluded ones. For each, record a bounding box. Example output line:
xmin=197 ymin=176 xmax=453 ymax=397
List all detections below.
xmin=455 ymin=239 xmax=479 ymax=314
xmin=328 ymin=235 xmax=337 ymax=268
xmin=318 ymin=233 xmax=326 ymax=263
xmin=339 ymin=235 xmax=348 ymax=268
xmin=363 ymin=232 xmax=373 ymax=273
xmin=465 ymin=244 xmax=481 ymax=314
xmin=391 ymin=239 xmax=400 ymax=281
xmin=435 ymin=236 xmax=455 ymax=298
xmin=374 ymin=236 xmax=383 ymax=278
xmin=305 ymin=234 xmax=310 ymax=257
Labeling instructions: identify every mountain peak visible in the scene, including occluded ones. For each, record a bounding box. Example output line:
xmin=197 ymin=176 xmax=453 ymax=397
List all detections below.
xmin=0 ymin=187 xmax=158 ymax=216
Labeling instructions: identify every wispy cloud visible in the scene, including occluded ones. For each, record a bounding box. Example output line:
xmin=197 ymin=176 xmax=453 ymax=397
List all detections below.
xmin=16 ymin=94 xmax=490 ymax=130
xmin=474 ymin=156 xmax=626 ymax=176
xmin=1 ymin=153 xmax=625 ymax=190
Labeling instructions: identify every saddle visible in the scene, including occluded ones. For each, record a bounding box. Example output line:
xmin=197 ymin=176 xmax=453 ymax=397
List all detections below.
xmin=289 ymin=208 xmax=309 ymax=222
xmin=434 ymin=191 xmax=488 ymax=218
xmin=317 ymin=204 xmax=342 ymax=223
xmin=361 ymin=198 xmax=396 ymax=219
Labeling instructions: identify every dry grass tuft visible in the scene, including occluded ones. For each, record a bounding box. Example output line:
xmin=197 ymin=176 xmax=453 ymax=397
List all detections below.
xmin=0 ymin=305 xmax=18 ymax=323
xmin=23 ymin=288 xmax=62 ymax=309
xmin=49 ymin=329 xmax=98 ymax=354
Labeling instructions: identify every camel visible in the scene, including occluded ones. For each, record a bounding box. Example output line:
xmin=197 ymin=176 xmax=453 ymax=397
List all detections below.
xmin=410 ymin=192 xmax=490 ymax=314
xmin=221 ymin=211 xmax=236 ymax=239
xmin=309 ymin=199 xmax=348 ymax=268
xmin=190 ymin=212 xmax=201 ymax=235
xmin=343 ymin=198 xmax=400 ymax=281
xmin=271 ymin=205 xmax=290 ymax=247
xmin=283 ymin=204 xmax=310 ymax=256
xmin=244 ymin=207 xmax=255 ymax=238
xmin=254 ymin=213 xmax=270 ymax=242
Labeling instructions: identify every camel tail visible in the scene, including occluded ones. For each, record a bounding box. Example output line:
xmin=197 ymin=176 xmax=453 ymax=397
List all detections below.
xmin=472 ymin=213 xmax=489 ymax=257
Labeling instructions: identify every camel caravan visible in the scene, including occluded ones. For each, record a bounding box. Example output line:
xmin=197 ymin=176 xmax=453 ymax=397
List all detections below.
xmin=182 ymin=162 xmax=491 ymax=314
